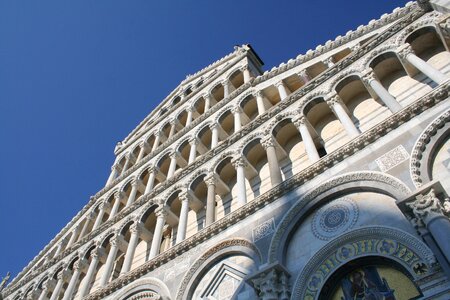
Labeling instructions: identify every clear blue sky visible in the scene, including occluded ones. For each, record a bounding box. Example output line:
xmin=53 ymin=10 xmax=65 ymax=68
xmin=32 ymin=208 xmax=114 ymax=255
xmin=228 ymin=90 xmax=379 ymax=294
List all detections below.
xmin=0 ymin=0 xmax=409 ymax=279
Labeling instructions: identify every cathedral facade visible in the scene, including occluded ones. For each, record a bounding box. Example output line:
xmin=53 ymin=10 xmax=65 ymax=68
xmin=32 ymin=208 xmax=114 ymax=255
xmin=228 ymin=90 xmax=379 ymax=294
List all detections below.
xmin=3 ymin=1 xmax=450 ymax=299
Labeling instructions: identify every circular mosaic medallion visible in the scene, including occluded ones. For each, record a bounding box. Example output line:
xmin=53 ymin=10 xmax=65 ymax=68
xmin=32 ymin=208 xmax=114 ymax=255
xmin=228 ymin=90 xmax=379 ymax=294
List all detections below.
xmin=312 ymin=197 xmax=358 ymax=240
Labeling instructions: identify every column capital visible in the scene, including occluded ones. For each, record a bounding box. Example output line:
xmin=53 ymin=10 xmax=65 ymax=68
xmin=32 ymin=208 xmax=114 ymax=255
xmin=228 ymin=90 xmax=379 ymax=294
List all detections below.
xmin=130 ymin=222 xmax=141 ymax=235
xmin=324 ymin=56 xmax=335 ymax=67
xmin=361 ymin=67 xmax=377 ymax=83
xmin=274 ymin=80 xmax=285 ymax=88
xmin=231 ymin=157 xmax=248 ymax=169
xmin=231 ymin=106 xmax=242 ymax=115
xmin=111 ymin=164 xmax=121 ymax=172
xmin=406 ymin=188 xmax=447 ymax=223
xmin=185 ymin=105 xmax=195 ymax=112
xmin=130 ymin=178 xmax=141 ymax=188
xmin=325 ymin=92 xmax=343 ymax=106
xmin=188 ymin=136 xmax=199 ymax=145
xmin=57 ymin=270 xmax=71 ymax=282
xmin=178 ymin=192 xmax=190 ymax=203
xmin=203 ymin=92 xmax=212 ymax=100
xmin=169 ymin=118 xmax=178 ymax=126
xmin=44 ymin=279 xmax=57 ymax=291
xmin=240 ymin=64 xmax=249 ymax=72
xmin=221 ymin=78 xmax=229 ymax=86
xmin=261 ymin=135 xmax=276 ymax=150
xmin=396 ymin=43 xmax=414 ymax=59
xmin=155 ymin=206 xmax=169 ymax=218
xmin=114 ymin=191 xmax=125 ymax=201
xmin=126 ymin=152 xmax=136 ymax=161
xmin=297 ymin=69 xmax=311 ymax=82
xmin=169 ymin=151 xmax=179 ymax=159
xmin=247 ymin=264 xmax=291 ymax=300
xmin=351 ymin=43 xmax=361 ymax=52
xmin=205 ymin=174 xmax=217 ymax=187
xmin=209 ymin=122 xmax=219 ymax=130
xmin=254 ymin=90 xmax=264 ymax=98
xmin=139 ymin=141 xmax=150 ymax=150
xmin=292 ymin=115 xmax=307 ymax=128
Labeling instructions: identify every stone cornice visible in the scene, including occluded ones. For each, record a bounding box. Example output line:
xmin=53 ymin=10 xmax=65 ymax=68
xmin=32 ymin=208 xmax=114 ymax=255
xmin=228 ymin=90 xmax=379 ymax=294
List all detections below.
xmin=4 ymin=3 xmax=426 ymax=294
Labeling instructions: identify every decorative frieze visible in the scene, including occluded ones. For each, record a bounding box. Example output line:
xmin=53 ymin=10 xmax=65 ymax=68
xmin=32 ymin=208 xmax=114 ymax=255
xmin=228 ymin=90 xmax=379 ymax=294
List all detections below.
xmin=375 ymin=145 xmax=410 ymax=172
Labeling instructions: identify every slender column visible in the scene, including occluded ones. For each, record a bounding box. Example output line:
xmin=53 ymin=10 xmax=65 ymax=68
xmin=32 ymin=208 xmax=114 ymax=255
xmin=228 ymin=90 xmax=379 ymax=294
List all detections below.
xmin=222 ymin=79 xmax=230 ymax=98
xmin=78 ymin=249 xmax=100 ymax=298
xmin=293 ymin=116 xmax=320 ymax=163
xmin=62 ymin=260 xmax=86 ymax=300
xmin=232 ymin=157 xmax=248 ymax=206
xmin=66 ymin=225 xmax=81 ymax=249
xmin=205 ymin=175 xmax=217 ymax=226
xmin=144 ymin=167 xmax=156 ymax=194
xmin=162 ymin=225 xmax=172 ymax=251
xmin=99 ymin=236 xmax=120 ymax=286
xmin=210 ymin=123 xmax=219 ymax=149
xmin=149 ymin=207 xmax=167 ymax=259
xmin=298 ymin=69 xmax=311 ymax=84
xmin=326 ymin=93 xmax=360 ymax=138
xmin=186 ymin=106 xmax=194 ymax=126
xmin=136 ymin=142 xmax=149 ymax=163
xmin=168 ymin=119 xmax=177 ymax=139
xmin=92 ymin=202 xmax=107 ymax=231
xmin=126 ymin=179 xmax=140 ymax=207
xmin=167 ymin=152 xmax=178 ymax=178
xmin=232 ymin=106 xmax=242 ymax=132
xmin=108 ymin=192 xmax=124 ymax=220
xmin=241 ymin=65 xmax=252 ymax=83
xmin=361 ymin=68 xmax=402 ymax=113
xmin=255 ymin=90 xmax=266 ymax=115
xmin=106 ymin=165 xmax=119 ymax=185
xmin=121 ymin=154 xmax=134 ymax=175
xmin=324 ymin=56 xmax=335 ymax=68
xmin=176 ymin=193 xmax=190 ymax=243
xmin=407 ymin=189 xmax=450 ymax=263
xmin=188 ymin=137 xmax=198 ymax=164
xmin=78 ymin=212 xmax=95 ymax=241
xmin=54 ymin=240 xmax=68 ymax=258
xmin=275 ymin=81 xmax=288 ymax=100
xmin=49 ymin=271 xmax=69 ymax=300
xmin=261 ymin=136 xmax=283 ymax=185
xmin=204 ymin=93 xmax=212 ymax=111
xmin=38 ymin=280 xmax=55 ymax=300
xmin=120 ymin=223 xmax=140 ymax=274
xmin=397 ymin=43 xmax=448 ymax=84
xmin=151 ymin=132 xmax=162 ymax=152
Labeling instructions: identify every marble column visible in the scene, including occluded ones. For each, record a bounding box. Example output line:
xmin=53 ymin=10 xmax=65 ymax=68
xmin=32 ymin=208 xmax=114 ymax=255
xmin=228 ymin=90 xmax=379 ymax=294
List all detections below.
xmin=188 ymin=137 xmax=198 ymax=164
xmin=361 ymin=68 xmax=402 ymax=113
xmin=120 ymin=223 xmax=140 ymax=275
xmin=49 ymin=271 xmax=69 ymax=300
xmin=232 ymin=106 xmax=242 ymax=132
xmin=106 ymin=165 xmax=119 ymax=185
xmin=326 ymin=93 xmax=360 ymax=138
xmin=99 ymin=236 xmax=120 ymax=286
xmin=136 ymin=142 xmax=149 ymax=163
xmin=210 ymin=123 xmax=219 ymax=149
xmin=149 ymin=207 xmax=167 ymax=259
xmin=204 ymin=93 xmax=212 ymax=112
xmin=62 ymin=260 xmax=86 ymax=300
xmin=324 ymin=56 xmax=335 ymax=68
xmin=205 ymin=174 xmax=217 ymax=226
xmin=407 ymin=189 xmax=450 ymax=263
xmin=78 ymin=249 xmax=100 ymax=298
xmin=92 ymin=202 xmax=107 ymax=231
xmin=298 ymin=69 xmax=311 ymax=84
xmin=126 ymin=179 xmax=140 ymax=207
xmin=78 ymin=212 xmax=95 ymax=241
xmin=222 ymin=79 xmax=231 ymax=98
xmin=144 ymin=167 xmax=157 ymax=194
xmin=151 ymin=132 xmax=162 ymax=152
xmin=232 ymin=157 xmax=248 ymax=206
xmin=293 ymin=116 xmax=320 ymax=163
xmin=167 ymin=152 xmax=178 ymax=178
xmin=108 ymin=192 xmax=124 ymax=220
xmin=38 ymin=280 xmax=55 ymax=300
xmin=176 ymin=193 xmax=190 ymax=243
xmin=241 ymin=65 xmax=252 ymax=83
xmin=397 ymin=43 xmax=448 ymax=84
xmin=66 ymin=225 xmax=81 ymax=249
xmin=121 ymin=154 xmax=134 ymax=175
xmin=261 ymin=136 xmax=283 ymax=186
xmin=54 ymin=240 xmax=68 ymax=258
xmin=275 ymin=81 xmax=289 ymax=100
xmin=186 ymin=106 xmax=194 ymax=126
xmin=255 ymin=90 xmax=266 ymax=115
xmin=168 ymin=119 xmax=177 ymax=139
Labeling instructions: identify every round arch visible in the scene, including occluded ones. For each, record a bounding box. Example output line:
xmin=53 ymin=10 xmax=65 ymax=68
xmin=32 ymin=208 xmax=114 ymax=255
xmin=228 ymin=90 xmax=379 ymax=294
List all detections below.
xmin=175 ymin=238 xmax=262 ymax=300
xmin=268 ymin=171 xmax=411 ymax=263
xmin=114 ymin=277 xmax=171 ymax=300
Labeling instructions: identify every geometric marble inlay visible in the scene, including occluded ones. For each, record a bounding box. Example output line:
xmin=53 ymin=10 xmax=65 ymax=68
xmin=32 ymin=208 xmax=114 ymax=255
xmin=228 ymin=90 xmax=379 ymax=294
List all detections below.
xmin=375 ymin=145 xmax=409 ymax=172
xmin=312 ymin=197 xmax=359 ymax=240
